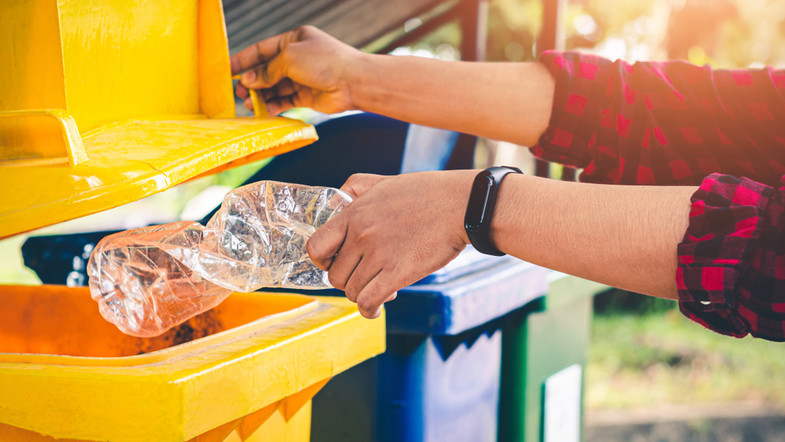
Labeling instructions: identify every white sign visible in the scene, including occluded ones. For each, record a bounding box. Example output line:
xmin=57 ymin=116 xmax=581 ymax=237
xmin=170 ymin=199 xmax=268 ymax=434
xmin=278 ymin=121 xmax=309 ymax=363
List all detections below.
xmin=544 ymin=363 xmax=583 ymax=442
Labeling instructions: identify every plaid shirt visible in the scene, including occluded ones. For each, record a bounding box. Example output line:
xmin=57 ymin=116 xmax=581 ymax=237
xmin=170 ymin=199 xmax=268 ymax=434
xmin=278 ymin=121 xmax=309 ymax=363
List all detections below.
xmin=533 ymin=51 xmax=785 ymax=341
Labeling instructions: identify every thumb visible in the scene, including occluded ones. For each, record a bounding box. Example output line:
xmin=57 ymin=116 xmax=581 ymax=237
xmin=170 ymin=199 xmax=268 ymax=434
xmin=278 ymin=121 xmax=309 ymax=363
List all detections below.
xmin=241 ymin=54 xmax=288 ymax=89
xmin=341 ymin=173 xmax=389 ymax=199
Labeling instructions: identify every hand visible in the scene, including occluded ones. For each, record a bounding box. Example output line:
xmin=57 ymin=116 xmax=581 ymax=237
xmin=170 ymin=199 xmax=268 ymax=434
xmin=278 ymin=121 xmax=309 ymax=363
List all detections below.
xmin=306 ymin=171 xmax=476 ymax=318
xmin=230 ymin=26 xmax=363 ymax=115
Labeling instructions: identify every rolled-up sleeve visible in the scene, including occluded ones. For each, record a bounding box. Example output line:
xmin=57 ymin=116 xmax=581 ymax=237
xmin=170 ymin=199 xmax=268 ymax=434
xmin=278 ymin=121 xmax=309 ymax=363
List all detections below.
xmin=677 ymin=173 xmax=785 ymax=341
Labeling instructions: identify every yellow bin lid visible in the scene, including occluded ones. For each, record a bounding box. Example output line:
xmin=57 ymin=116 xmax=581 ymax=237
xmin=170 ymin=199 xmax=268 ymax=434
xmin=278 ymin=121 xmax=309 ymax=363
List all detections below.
xmin=0 ymin=0 xmax=318 ymax=238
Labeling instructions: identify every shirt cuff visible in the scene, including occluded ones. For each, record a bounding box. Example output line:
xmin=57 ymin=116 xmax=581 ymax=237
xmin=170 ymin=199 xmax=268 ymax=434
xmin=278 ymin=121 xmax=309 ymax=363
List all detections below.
xmin=530 ymin=51 xmax=610 ymax=169
xmin=676 ymin=173 xmax=774 ymax=338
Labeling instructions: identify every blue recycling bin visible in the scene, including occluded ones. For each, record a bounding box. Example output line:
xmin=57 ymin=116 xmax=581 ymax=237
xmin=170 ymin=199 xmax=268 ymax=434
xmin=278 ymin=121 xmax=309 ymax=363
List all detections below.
xmin=310 ymin=248 xmax=549 ymax=442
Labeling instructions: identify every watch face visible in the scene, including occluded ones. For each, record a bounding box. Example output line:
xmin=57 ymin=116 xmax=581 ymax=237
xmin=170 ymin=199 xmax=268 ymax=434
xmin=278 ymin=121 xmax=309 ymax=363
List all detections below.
xmin=465 ymin=172 xmax=494 ymax=231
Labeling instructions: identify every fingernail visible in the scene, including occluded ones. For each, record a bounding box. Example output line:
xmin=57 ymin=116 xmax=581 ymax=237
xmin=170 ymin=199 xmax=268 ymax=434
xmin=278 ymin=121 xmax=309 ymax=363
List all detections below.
xmin=242 ymin=70 xmax=256 ymax=83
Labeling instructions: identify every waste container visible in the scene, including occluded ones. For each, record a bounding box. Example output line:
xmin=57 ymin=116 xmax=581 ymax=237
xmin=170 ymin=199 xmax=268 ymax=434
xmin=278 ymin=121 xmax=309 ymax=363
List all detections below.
xmin=499 ymin=272 xmax=608 ymax=442
xmin=0 ymin=285 xmax=385 ymax=441
xmin=310 ymin=248 xmax=550 ymax=442
xmin=0 ymin=1 xmax=385 ymax=441
xmin=0 ymin=0 xmax=317 ymax=238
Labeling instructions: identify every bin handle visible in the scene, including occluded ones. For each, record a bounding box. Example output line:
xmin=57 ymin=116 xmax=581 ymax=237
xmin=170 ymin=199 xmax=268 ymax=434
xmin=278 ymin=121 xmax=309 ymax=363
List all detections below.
xmin=232 ymin=75 xmax=270 ymax=119
xmin=0 ymin=109 xmax=88 ymax=166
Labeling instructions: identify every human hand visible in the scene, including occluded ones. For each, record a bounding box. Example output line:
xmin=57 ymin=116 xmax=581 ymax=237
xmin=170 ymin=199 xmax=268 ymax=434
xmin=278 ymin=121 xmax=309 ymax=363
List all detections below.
xmin=230 ymin=26 xmax=363 ymax=115
xmin=306 ymin=171 xmax=476 ymax=318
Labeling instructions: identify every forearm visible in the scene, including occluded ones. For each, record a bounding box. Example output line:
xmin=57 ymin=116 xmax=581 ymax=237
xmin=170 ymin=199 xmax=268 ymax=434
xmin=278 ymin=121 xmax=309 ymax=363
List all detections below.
xmin=490 ymin=175 xmax=696 ymax=299
xmin=350 ymin=54 xmax=554 ymax=146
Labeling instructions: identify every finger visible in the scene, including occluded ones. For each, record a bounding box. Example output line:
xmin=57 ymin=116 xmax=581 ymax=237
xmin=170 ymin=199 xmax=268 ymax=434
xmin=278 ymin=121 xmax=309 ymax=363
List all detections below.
xmin=258 ymin=80 xmax=299 ymax=114
xmin=230 ymin=34 xmax=286 ymax=75
xmin=240 ymin=54 xmax=289 ymax=89
xmin=268 ymin=78 xmax=296 ymax=97
xmin=344 ymin=259 xmax=382 ymax=303
xmin=355 ymin=271 xmax=400 ymax=319
xmin=369 ymin=292 xmax=397 ymax=319
xmin=266 ymin=94 xmax=299 ymax=115
xmin=236 ymin=83 xmax=249 ymax=100
xmin=341 ymin=174 xmax=388 ymax=199
xmin=307 ymin=213 xmax=349 ymax=271
xmin=326 ymin=246 xmax=362 ymax=293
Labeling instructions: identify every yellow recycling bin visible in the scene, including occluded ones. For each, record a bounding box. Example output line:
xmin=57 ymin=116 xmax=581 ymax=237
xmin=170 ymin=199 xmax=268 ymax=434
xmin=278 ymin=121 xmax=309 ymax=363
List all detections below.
xmin=0 ymin=1 xmax=386 ymax=440
xmin=0 ymin=285 xmax=385 ymax=441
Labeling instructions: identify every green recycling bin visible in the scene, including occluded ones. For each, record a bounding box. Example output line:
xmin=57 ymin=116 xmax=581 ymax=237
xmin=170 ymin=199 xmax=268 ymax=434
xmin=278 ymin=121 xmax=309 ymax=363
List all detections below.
xmin=499 ymin=272 xmax=608 ymax=442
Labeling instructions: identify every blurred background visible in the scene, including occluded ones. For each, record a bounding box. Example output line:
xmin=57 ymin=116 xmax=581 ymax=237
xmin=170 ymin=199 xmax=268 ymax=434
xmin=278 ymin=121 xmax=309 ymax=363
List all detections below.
xmin=3 ymin=0 xmax=785 ymax=440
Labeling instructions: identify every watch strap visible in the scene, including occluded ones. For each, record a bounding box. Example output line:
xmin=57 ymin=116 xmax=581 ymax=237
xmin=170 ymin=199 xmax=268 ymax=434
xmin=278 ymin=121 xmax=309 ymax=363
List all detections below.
xmin=464 ymin=166 xmax=522 ymax=256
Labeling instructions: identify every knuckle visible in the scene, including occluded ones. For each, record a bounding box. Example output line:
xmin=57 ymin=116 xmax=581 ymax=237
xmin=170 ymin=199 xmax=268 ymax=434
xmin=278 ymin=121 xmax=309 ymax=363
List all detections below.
xmin=344 ymin=275 xmax=362 ymax=301
xmin=356 ymin=296 xmax=377 ymax=315
xmin=328 ymin=271 xmax=345 ymax=290
xmin=344 ymin=174 xmax=362 ymax=187
xmin=259 ymin=65 xmax=271 ymax=84
xmin=294 ymin=25 xmax=313 ymax=39
xmin=356 ymin=228 xmax=377 ymax=246
xmin=344 ymin=279 xmax=359 ymax=298
xmin=305 ymin=237 xmax=322 ymax=259
xmin=278 ymin=46 xmax=292 ymax=61
xmin=344 ymin=286 xmax=358 ymax=302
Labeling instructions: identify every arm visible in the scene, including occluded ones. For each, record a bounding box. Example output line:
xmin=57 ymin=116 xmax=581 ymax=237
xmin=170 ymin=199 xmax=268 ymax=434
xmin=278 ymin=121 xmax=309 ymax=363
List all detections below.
xmin=489 ymin=173 xmax=695 ymax=298
xmin=310 ymin=171 xmax=785 ymax=343
xmin=349 ymin=55 xmax=554 ymax=146
xmin=231 ymin=28 xmax=785 ymax=186
xmin=230 ymin=26 xmax=554 ymax=146
xmin=306 ymin=171 xmax=695 ymax=319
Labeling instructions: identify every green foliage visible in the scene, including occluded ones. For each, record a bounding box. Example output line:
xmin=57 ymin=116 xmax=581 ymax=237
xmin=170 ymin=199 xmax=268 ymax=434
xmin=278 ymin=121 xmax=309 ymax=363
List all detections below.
xmin=594 ymin=289 xmax=676 ymax=316
xmin=0 ymin=235 xmax=40 ymax=285
xmin=588 ymin=309 xmax=785 ymax=410
xmin=486 ymin=0 xmax=542 ymax=61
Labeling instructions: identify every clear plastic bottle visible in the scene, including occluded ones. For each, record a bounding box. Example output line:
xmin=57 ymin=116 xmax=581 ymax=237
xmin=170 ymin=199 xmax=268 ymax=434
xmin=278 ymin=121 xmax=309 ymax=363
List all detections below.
xmin=87 ymin=181 xmax=352 ymax=337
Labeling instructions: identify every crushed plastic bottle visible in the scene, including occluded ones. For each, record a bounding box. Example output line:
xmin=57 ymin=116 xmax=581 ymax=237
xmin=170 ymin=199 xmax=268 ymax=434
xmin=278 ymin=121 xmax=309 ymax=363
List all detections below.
xmin=87 ymin=181 xmax=352 ymax=337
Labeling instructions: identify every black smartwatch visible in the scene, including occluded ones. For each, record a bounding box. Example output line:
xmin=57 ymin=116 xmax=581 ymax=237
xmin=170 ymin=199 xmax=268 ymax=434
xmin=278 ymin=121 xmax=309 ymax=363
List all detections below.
xmin=464 ymin=166 xmax=523 ymax=256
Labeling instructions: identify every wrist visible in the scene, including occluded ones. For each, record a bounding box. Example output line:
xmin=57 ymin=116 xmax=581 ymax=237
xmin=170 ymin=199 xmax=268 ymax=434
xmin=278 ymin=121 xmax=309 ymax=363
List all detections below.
xmin=487 ymin=173 xmax=527 ymax=254
xmin=345 ymin=52 xmax=380 ymax=112
xmin=453 ymin=170 xmax=477 ymax=246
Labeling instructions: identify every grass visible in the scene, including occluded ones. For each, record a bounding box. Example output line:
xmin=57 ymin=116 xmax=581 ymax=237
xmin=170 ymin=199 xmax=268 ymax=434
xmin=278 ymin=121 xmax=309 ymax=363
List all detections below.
xmin=587 ymin=300 xmax=785 ymax=411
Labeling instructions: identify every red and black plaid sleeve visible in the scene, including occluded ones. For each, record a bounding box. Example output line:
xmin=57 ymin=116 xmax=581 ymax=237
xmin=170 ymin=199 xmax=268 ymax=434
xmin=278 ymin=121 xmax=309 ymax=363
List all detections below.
xmin=534 ymin=51 xmax=785 ymax=186
xmin=533 ymin=51 xmax=785 ymax=340
xmin=677 ymin=173 xmax=785 ymax=341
